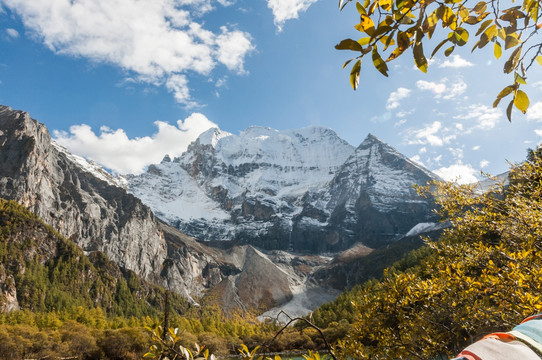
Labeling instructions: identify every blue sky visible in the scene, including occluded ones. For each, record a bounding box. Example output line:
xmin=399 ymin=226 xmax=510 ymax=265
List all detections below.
xmin=1 ymin=0 xmax=542 ymax=181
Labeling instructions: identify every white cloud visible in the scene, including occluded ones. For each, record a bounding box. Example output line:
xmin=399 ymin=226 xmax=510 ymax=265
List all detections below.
xmin=535 ymin=129 xmax=542 ymax=137
xmin=216 ymin=26 xmax=253 ymax=74
xmin=166 ymin=74 xmax=197 ymax=107
xmin=267 ymin=0 xmax=319 ymax=30
xmin=449 ymin=147 xmax=464 ymax=160
xmin=416 ymin=79 xmax=466 ymax=100
xmin=2 ymin=0 xmax=254 ymax=106
xmin=526 ymin=101 xmax=542 ymax=122
xmin=480 ymin=159 xmax=490 ymax=168
xmin=472 ymin=145 xmax=481 ymax=150
xmin=443 ymin=80 xmax=467 ymax=99
xmin=416 ymin=80 xmax=446 ymax=96
xmin=406 ymin=121 xmax=455 ymax=147
xmin=455 ymin=104 xmax=502 ymax=131
xmin=386 ymin=87 xmax=411 ymax=110
xmin=410 ymin=155 xmax=424 ymax=166
xmin=394 ymin=119 xmax=407 ymax=127
xmin=434 ymin=162 xmax=479 ymax=184
xmin=396 ymin=109 xmax=413 ymax=118
xmin=5 ymin=28 xmax=19 ymax=39
xmin=438 ymin=55 xmax=474 ymax=68
xmin=217 ymin=0 xmax=236 ymax=6
xmin=53 ymin=113 xmax=218 ymax=174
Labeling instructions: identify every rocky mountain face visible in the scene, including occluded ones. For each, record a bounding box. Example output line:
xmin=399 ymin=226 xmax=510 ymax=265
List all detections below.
xmin=0 ymin=105 xmax=336 ymax=313
xmin=0 ymin=106 xmax=167 ymax=282
xmin=0 ymin=104 xmax=444 ymax=317
xmin=128 ymin=126 xmax=441 ymax=253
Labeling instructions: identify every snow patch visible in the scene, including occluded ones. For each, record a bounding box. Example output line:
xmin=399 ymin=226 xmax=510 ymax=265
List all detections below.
xmin=406 ymin=222 xmax=438 ymax=237
xmin=52 ymin=141 xmax=127 ymax=188
xmin=259 ymin=284 xmax=341 ymax=322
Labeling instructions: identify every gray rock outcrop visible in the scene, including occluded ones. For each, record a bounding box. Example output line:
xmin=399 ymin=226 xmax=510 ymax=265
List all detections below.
xmin=0 ymin=105 xmax=166 ymax=282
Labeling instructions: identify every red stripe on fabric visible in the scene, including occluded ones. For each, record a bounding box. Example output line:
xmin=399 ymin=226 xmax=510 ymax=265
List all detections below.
xmin=521 ymin=314 xmax=542 ymax=324
xmin=458 ymin=350 xmax=482 ymax=360
xmin=482 ymin=332 xmax=516 ymax=341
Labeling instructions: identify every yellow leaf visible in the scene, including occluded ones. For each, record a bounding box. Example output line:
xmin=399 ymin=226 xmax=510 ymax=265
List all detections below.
xmin=493 ymin=85 xmax=515 ymax=108
xmin=358 ymin=37 xmax=371 ymax=45
xmin=358 ymin=14 xmax=376 ymax=35
xmin=379 ymin=0 xmax=392 ymax=11
xmin=505 ymin=35 xmax=520 ymax=49
xmin=473 ymin=1 xmax=487 ymax=14
xmin=515 ymin=72 xmax=527 ymax=85
xmin=350 ymin=59 xmax=362 ymax=89
xmin=453 ymin=28 xmax=469 ymax=46
xmin=459 ymin=5 xmax=470 ymax=20
xmin=494 ymin=41 xmax=502 ymax=59
xmin=356 ymin=1 xmax=367 ymax=14
xmin=372 ymin=47 xmax=389 ymax=76
xmin=484 ymin=24 xmax=497 ymax=39
xmin=427 ymin=10 xmax=439 ymax=28
xmin=413 ymin=42 xmax=428 ymax=73
xmin=514 ymin=89 xmax=529 ymax=113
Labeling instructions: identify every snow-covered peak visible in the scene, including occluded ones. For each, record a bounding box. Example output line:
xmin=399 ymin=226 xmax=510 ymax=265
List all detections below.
xmin=354 ymin=133 xmax=439 ymax=181
xmin=197 ymin=127 xmax=232 ymax=147
xmin=361 ymin=133 xmax=382 ymax=144
xmin=210 ymin=125 xmax=354 ymax=168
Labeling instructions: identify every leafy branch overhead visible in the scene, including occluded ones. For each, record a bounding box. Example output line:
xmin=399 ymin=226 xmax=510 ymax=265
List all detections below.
xmin=336 ymin=0 xmax=542 ymax=120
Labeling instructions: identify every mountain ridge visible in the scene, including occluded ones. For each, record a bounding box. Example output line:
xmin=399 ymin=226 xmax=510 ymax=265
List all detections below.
xmin=128 ymin=122 xmax=440 ymax=252
xmin=0 ymin=104 xmax=443 ymax=316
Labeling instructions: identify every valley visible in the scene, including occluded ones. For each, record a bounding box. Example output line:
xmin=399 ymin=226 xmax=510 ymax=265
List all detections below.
xmin=0 ymin=104 xmax=448 ymax=358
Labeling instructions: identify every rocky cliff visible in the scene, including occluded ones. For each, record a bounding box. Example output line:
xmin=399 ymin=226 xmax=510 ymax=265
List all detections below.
xmin=0 ymin=106 xmax=167 ymax=282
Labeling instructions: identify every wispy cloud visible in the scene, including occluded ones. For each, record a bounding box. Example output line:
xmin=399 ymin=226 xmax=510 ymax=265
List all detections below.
xmin=406 ymin=121 xmax=455 ymax=146
xmin=53 ymin=113 xmax=218 ymax=174
xmin=454 ymin=104 xmax=502 ymax=131
xmin=416 ymin=78 xmax=466 ymax=99
xmin=438 ymin=55 xmax=474 ymax=68
xmin=416 ymin=80 xmax=446 ymax=96
xmin=394 ymin=119 xmax=407 ymax=127
xmin=386 ymin=87 xmax=411 ymax=110
xmin=4 ymin=28 xmax=19 ymax=40
xmin=526 ymin=101 xmax=542 ymax=122
xmin=2 ymin=0 xmax=254 ymax=106
xmin=445 ymin=80 xmax=467 ymax=99
xmin=267 ymin=0 xmax=319 ymax=31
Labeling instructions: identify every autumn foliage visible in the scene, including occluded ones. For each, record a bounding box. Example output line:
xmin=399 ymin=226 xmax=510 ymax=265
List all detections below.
xmin=336 ymin=0 xmax=541 ymax=119
xmin=333 ymin=151 xmax=542 ymax=358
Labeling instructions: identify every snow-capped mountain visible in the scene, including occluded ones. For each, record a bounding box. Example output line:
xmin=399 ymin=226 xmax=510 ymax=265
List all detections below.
xmin=293 ymin=134 xmax=441 ymax=250
xmin=0 ymin=104 xmax=444 ymax=316
xmin=128 ymin=126 xmax=440 ymax=253
xmin=0 ymin=105 xmax=326 ymax=312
